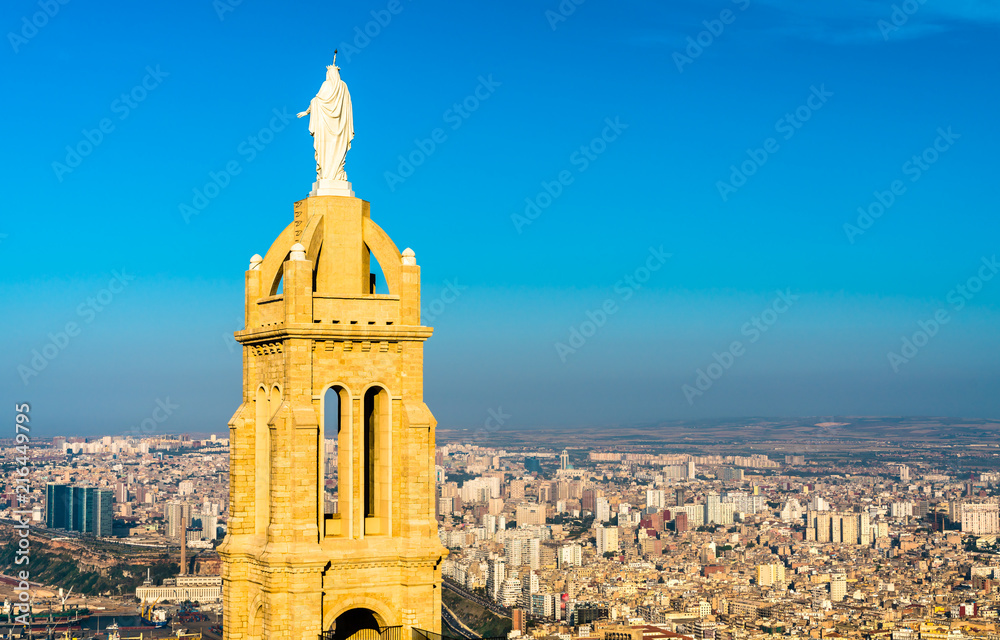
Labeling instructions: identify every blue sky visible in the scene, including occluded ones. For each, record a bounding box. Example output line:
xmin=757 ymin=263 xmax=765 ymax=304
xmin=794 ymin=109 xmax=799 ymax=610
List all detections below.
xmin=2 ymin=0 xmax=998 ymax=437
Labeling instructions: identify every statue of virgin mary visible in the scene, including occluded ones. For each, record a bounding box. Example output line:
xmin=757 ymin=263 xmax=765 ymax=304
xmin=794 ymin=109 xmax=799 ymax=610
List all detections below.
xmin=298 ymin=53 xmax=355 ymax=196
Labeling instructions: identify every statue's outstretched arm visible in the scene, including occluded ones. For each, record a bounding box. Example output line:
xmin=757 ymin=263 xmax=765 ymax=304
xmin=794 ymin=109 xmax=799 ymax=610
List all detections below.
xmin=297 ymin=106 xmax=310 ymax=118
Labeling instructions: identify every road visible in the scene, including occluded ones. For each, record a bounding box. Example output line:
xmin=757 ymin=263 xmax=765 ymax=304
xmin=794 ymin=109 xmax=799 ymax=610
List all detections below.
xmin=441 ymin=579 xmax=510 ymax=619
xmin=441 ymin=604 xmax=477 ymax=640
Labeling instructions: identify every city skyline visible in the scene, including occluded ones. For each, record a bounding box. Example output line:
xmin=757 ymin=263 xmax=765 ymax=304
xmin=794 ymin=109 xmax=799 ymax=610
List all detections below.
xmin=8 ymin=428 xmax=1000 ymax=639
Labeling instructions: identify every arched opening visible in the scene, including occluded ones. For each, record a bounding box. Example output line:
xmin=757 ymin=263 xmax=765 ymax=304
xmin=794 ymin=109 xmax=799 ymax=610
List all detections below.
xmin=270 ymin=263 xmax=284 ymax=296
xmin=362 ymin=217 xmax=403 ymax=295
xmin=364 ymin=387 xmax=377 ymax=519
xmin=322 ymin=386 xmax=347 ymax=518
xmin=366 ymin=244 xmax=387 ymax=295
xmin=269 ymin=385 xmax=281 ymax=414
xmin=249 ymin=603 xmax=264 ymax=640
xmin=268 ymin=248 xmax=297 ymax=296
xmin=253 ymin=386 xmax=270 ymax=536
xmin=330 ymin=608 xmax=382 ymax=640
xmin=363 ymin=386 xmax=390 ymax=535
xmin=312 ymin=245 xmax=322 ymax=291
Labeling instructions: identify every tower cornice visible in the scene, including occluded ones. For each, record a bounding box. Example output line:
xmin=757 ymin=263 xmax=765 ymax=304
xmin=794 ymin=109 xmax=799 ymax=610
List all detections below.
xmin=235 ymin=325 xmax=433 ymax=345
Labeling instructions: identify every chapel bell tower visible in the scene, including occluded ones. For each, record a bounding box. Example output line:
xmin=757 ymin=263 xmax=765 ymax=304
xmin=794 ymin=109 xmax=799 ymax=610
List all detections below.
xmin=219 ymin=193 xmax=447 ymax=640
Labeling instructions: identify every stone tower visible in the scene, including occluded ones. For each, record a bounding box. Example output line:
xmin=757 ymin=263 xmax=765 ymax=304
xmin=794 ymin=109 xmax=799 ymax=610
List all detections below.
xmin=219 ymin=194 xmax=447 ymax=640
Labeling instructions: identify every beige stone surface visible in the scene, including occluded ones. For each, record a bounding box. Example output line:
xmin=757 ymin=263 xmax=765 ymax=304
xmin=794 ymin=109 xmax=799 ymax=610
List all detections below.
xmin=219 ymin=195 xmax=447 ymax=640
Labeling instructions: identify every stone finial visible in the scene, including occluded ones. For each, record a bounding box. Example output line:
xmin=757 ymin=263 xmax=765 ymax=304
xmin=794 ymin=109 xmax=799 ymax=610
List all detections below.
xmin=290 ymin=243 xmax=307 ymax=261
xmin=402 ymin=247 xmax=416 ymax=266
xmin=249 ymin=254 xmax=263 ymax=271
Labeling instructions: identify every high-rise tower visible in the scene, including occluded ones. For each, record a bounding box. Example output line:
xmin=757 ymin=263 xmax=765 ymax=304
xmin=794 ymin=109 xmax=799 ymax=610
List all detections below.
xmin=219 ymin=194 xmax=447 ymax=640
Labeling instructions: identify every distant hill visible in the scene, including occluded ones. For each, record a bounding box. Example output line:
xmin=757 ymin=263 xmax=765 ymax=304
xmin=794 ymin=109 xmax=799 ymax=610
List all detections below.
xmin=440 ymin=416 xmax=1000 ymax=448
xmin=0 ymin=531 xmax=176 ymax=597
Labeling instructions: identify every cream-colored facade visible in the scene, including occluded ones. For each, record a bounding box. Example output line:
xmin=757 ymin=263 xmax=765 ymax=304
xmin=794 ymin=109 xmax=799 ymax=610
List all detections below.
xmin=136 ymin=575 xmax=223 ymax=603
xmin=219 ymin=195 xmax=447 ymax=640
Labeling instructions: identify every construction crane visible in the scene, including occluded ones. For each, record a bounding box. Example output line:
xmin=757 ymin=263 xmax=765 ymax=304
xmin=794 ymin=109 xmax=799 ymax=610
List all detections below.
xmin=57 ymin=586 xmax=73 ymax=613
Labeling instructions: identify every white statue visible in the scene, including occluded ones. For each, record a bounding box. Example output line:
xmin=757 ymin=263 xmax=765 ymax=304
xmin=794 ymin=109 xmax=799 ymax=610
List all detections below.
xmin=298 ymin=51 xmax=355 ymax=196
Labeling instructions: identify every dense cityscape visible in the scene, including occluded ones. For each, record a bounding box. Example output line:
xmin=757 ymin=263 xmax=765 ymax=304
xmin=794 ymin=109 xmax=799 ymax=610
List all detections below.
xmin=4 ymin=428 xmax=1000 ymax=640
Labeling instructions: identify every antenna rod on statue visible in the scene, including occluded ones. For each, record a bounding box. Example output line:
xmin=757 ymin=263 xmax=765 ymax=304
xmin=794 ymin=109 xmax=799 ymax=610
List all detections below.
xmin=333 ymin=49 xmax=338 ymax=65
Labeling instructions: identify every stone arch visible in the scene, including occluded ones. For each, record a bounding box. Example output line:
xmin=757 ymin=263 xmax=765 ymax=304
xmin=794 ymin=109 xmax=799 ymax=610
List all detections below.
xmin=362 ymin=383 xmax=392 ymax=535
xmin=269 ymin=262 xmax=285 ymax=296
xmin=304 ymin=214 xmax=325 ymax=261
xmin=269 ymin=384 xmax=282 ymax=413
xmin=323 ymin=596 xmax=396 ymax=634
xmin=321 ymin=383 xmax=351 ymax=522
xmin=254 ymin=385 xmax=270 ymax=535
xmin=248 ymin=598 xmax=264 ymax=640
xmin=306 ymin=215 xmax=325 ymax=291
xmin=335 ymin=609 xmax=381 ymax=640
xmin=267 ymin=211 xmax=326 ymax=295
xmin=258 ymin=203 xmax=400 ymax=296
xmin=319 ymin=382 xmax=353 ymax=419
xmin=258 ymin=222 xmax=294 ymax=297
xmin=362 ymin=217 xmax=401 ymax=295
xmin=366 ymin=244 xmax=388 ymax=295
